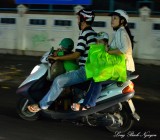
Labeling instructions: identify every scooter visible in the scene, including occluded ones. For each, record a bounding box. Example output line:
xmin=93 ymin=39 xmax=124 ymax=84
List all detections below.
xmin=16 ymin=47 xmax=140 ymax=133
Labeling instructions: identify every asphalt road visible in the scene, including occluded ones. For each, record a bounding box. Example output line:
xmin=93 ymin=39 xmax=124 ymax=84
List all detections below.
xmin=0 ymin=54 xmax=160 ymax=140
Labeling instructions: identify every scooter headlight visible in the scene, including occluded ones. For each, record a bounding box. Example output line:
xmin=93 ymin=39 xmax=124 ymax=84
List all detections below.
xmin=30 ymin=65 xmax=40 ymax=74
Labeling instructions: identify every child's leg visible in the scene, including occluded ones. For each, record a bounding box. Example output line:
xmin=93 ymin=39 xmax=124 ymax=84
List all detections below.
xmin=82 ymin=80 xmax=102 ymax=107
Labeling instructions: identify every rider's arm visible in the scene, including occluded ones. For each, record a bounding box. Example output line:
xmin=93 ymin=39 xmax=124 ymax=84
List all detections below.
xmin=115 ymin=29 xmax=129 ymax=54
xmin=108 ymin=49 xmax=123 ymax=55
xmin=48 ymin=52 xmax=81 ymax=61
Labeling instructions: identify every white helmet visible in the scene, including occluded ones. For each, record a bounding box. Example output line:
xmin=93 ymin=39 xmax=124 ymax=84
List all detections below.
xmin=96 ymin=32 xmax=109 ymax=40
xmin=112 ymin=9 xmax=129 ymax=22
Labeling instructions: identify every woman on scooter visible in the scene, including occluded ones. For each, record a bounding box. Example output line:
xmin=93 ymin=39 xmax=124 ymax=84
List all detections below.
xmin=71 ymin=9 xmax=135 ymax=111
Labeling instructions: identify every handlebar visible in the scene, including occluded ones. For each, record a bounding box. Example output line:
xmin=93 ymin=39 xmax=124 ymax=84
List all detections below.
xmin=47 ymin=57 xmax=56 ymax=64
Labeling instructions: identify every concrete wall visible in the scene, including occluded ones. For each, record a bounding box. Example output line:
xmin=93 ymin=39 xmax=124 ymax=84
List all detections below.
xmin=0 ymin=13 xmax=160 ymax=64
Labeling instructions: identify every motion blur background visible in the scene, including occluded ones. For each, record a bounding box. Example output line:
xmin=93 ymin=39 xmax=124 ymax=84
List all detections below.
xmin=0 ymin=0 xmax=160 ymax=65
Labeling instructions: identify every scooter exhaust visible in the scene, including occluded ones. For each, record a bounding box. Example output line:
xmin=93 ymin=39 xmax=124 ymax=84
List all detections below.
xmin=96 ymin=114 xmax=116 ymax=126
xmin=97 ymin=113 xmax=123 ymax=127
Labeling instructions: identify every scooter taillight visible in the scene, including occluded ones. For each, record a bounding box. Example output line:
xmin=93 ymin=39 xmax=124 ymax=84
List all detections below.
xmin=122 ymin=82 xmax=134 ymax=94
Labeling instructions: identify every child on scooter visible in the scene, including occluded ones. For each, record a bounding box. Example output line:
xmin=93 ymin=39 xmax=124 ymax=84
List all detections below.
xmin=71 ymin=32 xmax=127 ymax=111
xmin=47 ymin=38 xmax=79 ymax=81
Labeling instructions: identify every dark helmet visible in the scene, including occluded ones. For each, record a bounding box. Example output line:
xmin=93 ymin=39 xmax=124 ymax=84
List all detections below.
xmin=59 ymin=38 xmax=74 ymax=51
xmin=77 ymin=9 xmax=95 ymax=25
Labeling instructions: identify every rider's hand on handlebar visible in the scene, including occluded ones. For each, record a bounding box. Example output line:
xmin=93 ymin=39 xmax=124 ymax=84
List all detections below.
xmin=48 ymin=55 xmax=59 ymax=64
xmin=48 ymin=56 xmax=59 ymax=60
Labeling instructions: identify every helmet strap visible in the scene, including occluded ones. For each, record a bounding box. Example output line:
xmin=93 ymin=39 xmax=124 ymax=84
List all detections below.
xmin=78 ymin=22 xmax=82 ymax=30
xmin=113 ymin=18 xmax=124 ymax=31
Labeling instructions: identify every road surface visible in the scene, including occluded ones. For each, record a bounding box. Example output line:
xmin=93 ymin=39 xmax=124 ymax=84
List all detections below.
xmin=0 ymin=54 xmax=160 ymax=140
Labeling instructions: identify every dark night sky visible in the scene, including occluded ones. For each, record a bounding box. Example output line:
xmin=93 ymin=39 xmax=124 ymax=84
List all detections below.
xmin=0 ymin=0 xmax=160 ymax=13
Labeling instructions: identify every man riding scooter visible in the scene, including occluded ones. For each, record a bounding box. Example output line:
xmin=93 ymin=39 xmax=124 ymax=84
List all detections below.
xmin=27 ymin=8 xmax=97 ymax=113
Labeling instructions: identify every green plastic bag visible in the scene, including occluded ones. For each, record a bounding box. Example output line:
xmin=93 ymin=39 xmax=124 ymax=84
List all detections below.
xmin=85 ymin=44 xmax=127 ymax=82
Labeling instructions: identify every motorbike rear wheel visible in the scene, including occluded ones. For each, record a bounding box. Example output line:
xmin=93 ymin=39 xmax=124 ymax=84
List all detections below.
xmin=17 ymin=96 xmax=40 ymax=121
xmin=105 ymin=106 xmax=134 ymax=133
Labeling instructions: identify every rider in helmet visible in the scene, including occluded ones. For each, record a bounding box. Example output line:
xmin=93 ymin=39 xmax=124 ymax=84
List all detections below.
xmin=71 ymin=10 xmax=135 ymax=111
xmin=53 ymin=38 xmax=74 ymax=57
xmin=48 ymin=38 xmax=79 ymax=81
xmin=77 ymin=8 xmax=95 ymax=30
xmin=109 ymin=9 xmax=135 ymax=74
xmin=110 ymin=9 xmax=134 ymax=49
xmin=59 ymin=38 xmax=74 ymax=53
xmin=110 ymin=9 xmax=129 ymax=31
xmin=27 ymin=8 xmax=97 ymax=113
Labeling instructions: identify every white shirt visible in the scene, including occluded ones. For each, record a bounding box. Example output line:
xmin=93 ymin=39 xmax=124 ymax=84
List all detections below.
xmin=110 ymin=26 xmax=135 ymax=72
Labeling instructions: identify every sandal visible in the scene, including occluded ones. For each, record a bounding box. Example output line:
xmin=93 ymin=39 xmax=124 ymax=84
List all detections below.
xmin=27 ymin=104 xmax=41 ymax=113
xmin=71 ymin=103 xmax=90 ymax=111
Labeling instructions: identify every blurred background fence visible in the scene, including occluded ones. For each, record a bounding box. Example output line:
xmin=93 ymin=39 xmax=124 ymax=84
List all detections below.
xmin=0 ymin=0 xmax=160 ymax=65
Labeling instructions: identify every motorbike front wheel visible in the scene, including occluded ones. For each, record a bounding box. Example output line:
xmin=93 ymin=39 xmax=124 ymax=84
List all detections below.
xmin=16 ymin=96 xmax=40 ymax=121
xmin=105 ymin=105 xmax=134 ymax=133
